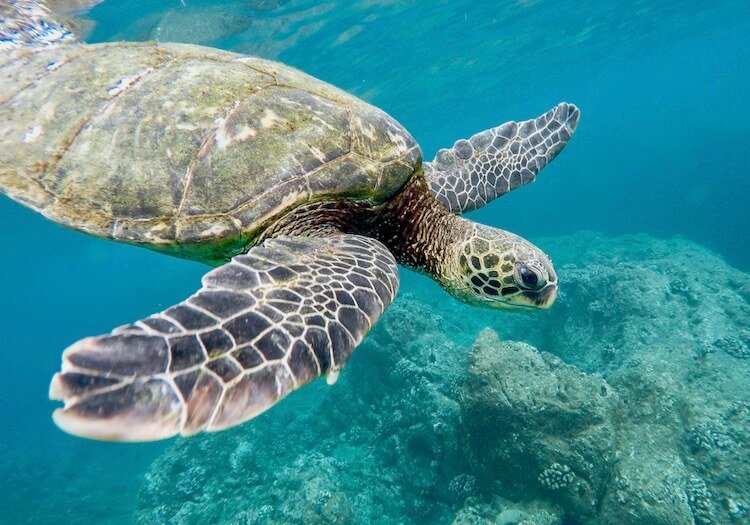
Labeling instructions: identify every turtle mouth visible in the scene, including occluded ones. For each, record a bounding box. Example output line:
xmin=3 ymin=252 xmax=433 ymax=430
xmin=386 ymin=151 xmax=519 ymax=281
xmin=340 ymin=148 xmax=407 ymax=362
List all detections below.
xmin=529 ymin=283 xmax=558 ymax=309
xmin=498 ymin=282 xmax=558 ymax=311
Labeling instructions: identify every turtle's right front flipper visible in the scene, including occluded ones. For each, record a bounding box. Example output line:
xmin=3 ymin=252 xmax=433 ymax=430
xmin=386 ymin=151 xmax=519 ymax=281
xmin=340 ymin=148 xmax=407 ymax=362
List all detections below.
xmin=49 ymin=234 xmax=399 ymax=441
xmin=425 ymin=102 xmax=580 ymax=213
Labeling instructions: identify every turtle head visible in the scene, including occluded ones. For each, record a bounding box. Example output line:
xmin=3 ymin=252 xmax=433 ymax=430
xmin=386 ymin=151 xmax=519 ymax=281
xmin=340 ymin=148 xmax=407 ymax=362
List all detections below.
xmin=440 ymin=224 xmax=558 ymax=311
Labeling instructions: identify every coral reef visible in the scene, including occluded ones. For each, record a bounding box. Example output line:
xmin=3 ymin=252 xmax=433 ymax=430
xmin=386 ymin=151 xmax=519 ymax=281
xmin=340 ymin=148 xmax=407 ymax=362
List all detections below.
xmin=135 ymin=233 xmax=749 ymax=524
xmin=715 ymin=334 xmax=750 ymax=359
xmin=137 ymin=291 xmax=470 ymax=524
xmin=686 ymin=476 xmax=716 ymax=525
xmin=460 ymin=331 xmax=616 ymax=519
xmin=538 ymin=464 xmax=576 ymax=491
xmin=689 ymin=422 xmax=735 ymax=453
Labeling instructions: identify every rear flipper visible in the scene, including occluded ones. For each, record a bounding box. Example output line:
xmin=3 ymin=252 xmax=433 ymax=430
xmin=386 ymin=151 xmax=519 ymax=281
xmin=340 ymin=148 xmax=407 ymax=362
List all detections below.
xmin=50 ymin=234 xmax=400 ymax=441
xmin=425 ymin=102 xmax=580 ymax=213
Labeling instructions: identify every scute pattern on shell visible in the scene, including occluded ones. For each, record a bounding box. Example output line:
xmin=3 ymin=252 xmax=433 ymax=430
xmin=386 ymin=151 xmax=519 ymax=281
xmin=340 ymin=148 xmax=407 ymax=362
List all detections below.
xmin=0 ymin=41 xmax=420 ymax=261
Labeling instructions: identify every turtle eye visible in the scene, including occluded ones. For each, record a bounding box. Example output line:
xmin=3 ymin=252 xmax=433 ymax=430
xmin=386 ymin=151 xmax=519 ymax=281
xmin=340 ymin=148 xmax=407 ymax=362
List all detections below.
xmin=517 ymin=265 xmax=544 ymax=290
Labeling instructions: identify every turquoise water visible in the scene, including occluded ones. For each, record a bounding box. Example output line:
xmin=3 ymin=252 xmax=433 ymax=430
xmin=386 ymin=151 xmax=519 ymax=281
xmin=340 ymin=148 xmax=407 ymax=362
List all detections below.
xmin=1 ymin=1 xmax=749 ymax=523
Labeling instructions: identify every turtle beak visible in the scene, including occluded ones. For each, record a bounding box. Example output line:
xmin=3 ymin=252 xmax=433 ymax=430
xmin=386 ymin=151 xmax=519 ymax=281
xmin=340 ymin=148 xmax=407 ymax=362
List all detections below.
xmin=490 ymin=282 xmax=557 ymax=311
xmin=501 ymin=283 xmax=557 ymax=310
xmin=509 ymin=260 xmax=559 ymax=311
xmin=533 ymin=258 xmax=558 ymax=309
xmin=532 ymin=283 xmax=558 ymax=309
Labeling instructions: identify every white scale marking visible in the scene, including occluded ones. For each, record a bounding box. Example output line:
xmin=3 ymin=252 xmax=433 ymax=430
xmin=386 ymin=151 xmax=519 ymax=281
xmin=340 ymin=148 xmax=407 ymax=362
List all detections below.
xmin=326 ymin=369 xmax=340 ymax=385
xmin=107 ymin=68 xmax=154 ymax=97
xmin=22 ymin=125 xmax=41 ymax=143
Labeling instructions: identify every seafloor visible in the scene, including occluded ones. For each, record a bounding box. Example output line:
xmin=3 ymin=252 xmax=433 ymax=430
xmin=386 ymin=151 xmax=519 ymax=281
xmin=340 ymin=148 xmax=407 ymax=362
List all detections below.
xmin=8 ymin=232 xmax=744 ymax=524
xmin=135 ymin=233 xmax=749 ymax=524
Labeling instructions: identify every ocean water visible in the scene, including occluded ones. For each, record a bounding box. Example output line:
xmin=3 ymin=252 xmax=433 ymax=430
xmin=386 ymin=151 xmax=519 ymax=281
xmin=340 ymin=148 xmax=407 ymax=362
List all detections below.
xmin=0 ymin=1 xmax=749 ymax=524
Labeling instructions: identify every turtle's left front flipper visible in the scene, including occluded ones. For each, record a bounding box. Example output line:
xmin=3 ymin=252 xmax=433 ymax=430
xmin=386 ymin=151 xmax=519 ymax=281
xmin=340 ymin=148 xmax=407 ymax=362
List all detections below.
xmin=49 ymin=234 xmax=399 ymax=441
xmin=425 ymin=102 xmax=580 ymax=213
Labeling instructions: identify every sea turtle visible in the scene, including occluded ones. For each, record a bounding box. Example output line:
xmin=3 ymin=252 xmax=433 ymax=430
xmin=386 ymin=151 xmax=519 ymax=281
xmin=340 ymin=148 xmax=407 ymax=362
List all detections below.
xmin=1 ymin=1 xmax=579 ymax=441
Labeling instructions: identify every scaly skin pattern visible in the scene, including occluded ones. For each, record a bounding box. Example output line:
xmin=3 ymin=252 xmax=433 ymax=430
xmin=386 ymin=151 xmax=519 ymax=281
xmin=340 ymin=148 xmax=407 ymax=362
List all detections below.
xmin=439 ymin=224 xmax=558 ymax=309
xmin=0 ymin=41 xmax=419 ymax=263
xmin=259 ymin=175 xmax=558 ymax=310
xmin=50 ymin=234 xmax=400 ymax=440
xmin=424 ymin=102 xmax=580 ymax=213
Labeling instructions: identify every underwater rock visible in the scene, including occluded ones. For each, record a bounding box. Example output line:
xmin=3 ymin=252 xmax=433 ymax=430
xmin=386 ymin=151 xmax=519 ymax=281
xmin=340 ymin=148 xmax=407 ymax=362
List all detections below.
xmin=598 ymin=436 xmax=694 ymax=524
xmin=460 ymin=329 xmax=617 ymax=519
xmin=714 ymin=333 xmax=750 ymax=360
xmin=136 ymin=294 xmax=470 ymax=524
xmin=689 ymin=421 xmax=735 ymax=453
xmin=451 ymin=496 xmax=562 ymax=525
xmin=135 ymin=233 xmax=749 ymax=524
xmin=686 ymin=476 xmax=716 ymax=525
xmin=592 ymin=362 xmax=694 ymax=525
xmin=454 ymin=233 xmax=749 ymax=524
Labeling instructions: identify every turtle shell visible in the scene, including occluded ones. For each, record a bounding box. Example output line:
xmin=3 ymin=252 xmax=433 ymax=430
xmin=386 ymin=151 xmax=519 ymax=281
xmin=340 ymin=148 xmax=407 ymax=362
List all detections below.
xmin=0 ymin=42 xmax=420 ymax=263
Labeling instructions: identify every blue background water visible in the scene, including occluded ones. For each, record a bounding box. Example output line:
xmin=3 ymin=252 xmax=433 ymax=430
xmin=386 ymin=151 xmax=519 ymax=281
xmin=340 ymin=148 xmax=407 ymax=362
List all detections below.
xmin=0 ymin=1 xmax=749 ymax=522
